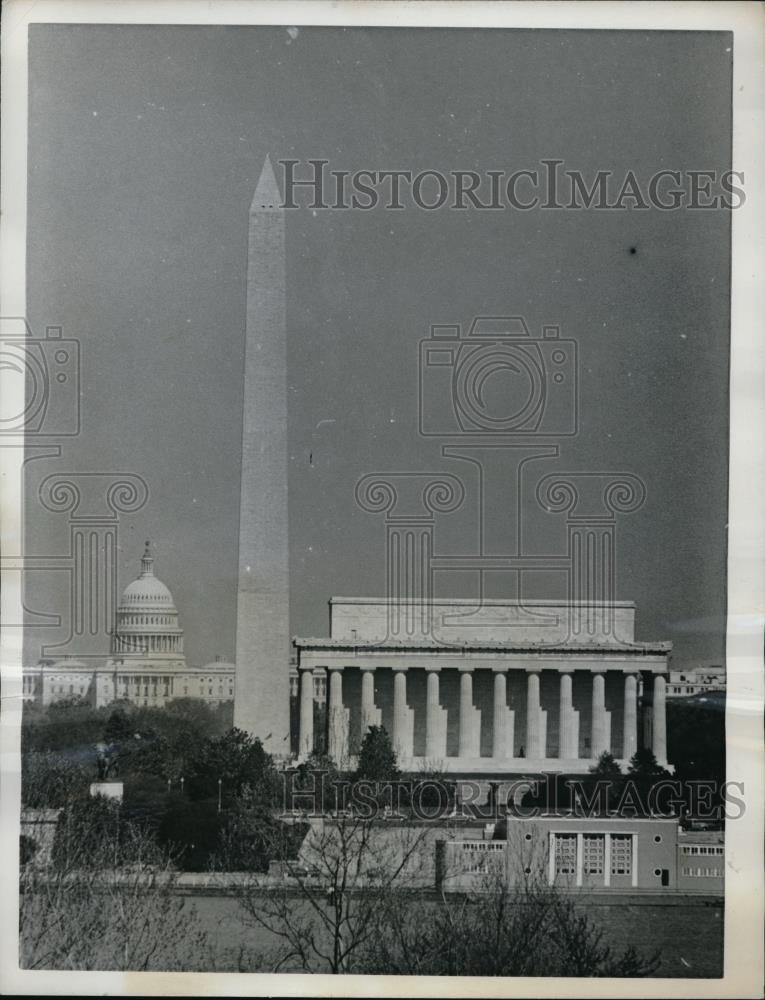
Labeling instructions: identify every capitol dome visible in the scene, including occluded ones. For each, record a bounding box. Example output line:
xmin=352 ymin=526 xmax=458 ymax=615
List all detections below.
xmin=120 ymin=569 xmax=177 ymax=611
xmin=111 ymin=541 xmax=185 ymax=659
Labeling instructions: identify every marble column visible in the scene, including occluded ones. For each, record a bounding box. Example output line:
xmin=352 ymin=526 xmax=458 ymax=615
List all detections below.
xmin=459 ymin=671 xmax=472 ymax=757
xmin=526 ymin=669 xmax=542 ymax=758
xmin=591 ymin=671 xmax=607 ymax=758
xmin=558 ymin=670 xmax=578 ymax=759
xmin=623 ymin=673 xmax=638 ymax=761
xmin=327 ymin=669 xmax=349 ymax=765
xmin=392 ymin=668 xmax=413 ymax=759
xmin=492 ymin=671 xmax=514 ymax=759
xmin=458 ymin=668 xmax=481 ymax=758
xmin=299 ymin=667 xmax=314 ymax=758
xmin=360 ymin=666 xmax=381 ymax=736
xmin=652 ymin=674 xmax=667 ymax=764
xmin=425 ymin=669 xmax=446 ymax=759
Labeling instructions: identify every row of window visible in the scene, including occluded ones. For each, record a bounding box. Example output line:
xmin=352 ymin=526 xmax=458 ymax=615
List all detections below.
xmin=555 ymin=835 xmax=577 ymax=874
xmin=555 ymin=833 xmax=633 ymax=876
xmin=123 ymin=690 xmax=233 ymax=701
xmin=28 ymin=675 xmax=234 ymax=700
xmin=122 ymin=686 xmax=169 ymax=697
xmin=610 ymin=835 xmax=632 ymax=874
xmin=118 ymin=616 xmax=175 ymax=624
xmin=116 ymin=637 xmax=181 ymax=651
xmin=459 ymin=842 xmax=504 ymax=852
xmin=289 ymin=678 xmax=328 ymax=698
xmin=41 ymin=685 xmax=233 ymax=701
xmin=123 ymin=676 xmax=171 ymax=685
xmin=120 ymin=687 xmax=233 ymax=696
xmin=460 ymin=842 xmax=505 ymax=873
xmin=37 ymin=676 xmax=90 ymax=684
xmin=682 ymin=866 xmax=723 ymax=878
xmin=115 ymin=676 xmax=232 ymax=687
xmin=682 ymin=845 xmax=724 ymax=856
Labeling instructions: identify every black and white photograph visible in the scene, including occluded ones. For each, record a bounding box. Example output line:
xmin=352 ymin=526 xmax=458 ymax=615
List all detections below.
xmin=1 ymin=2 xmax=763 ymax=997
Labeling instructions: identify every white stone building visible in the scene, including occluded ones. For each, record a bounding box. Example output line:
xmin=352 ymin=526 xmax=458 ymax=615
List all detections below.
xmin=295 ymin=597 xmax=672 ymax=774
xmin=667 ymin=665 xmax=725 ymax=698
xmin=22 ymin=542 xmax=235 ymax=710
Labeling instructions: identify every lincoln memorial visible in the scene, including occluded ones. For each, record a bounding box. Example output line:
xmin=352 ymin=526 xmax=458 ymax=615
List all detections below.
xmin=294 ymin=598 xmax=671 ymax=773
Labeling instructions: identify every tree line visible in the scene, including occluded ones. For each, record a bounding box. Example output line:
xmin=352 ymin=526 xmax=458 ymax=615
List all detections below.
xmin=19 ymin=694 xmax=722 ymax=974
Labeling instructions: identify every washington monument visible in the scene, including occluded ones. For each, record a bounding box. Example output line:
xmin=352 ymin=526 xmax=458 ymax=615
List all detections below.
xmin=234 ymin=157 xmax=290 ymax=749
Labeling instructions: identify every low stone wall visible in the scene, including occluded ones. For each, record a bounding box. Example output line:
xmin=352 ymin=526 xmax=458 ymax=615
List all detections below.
xmin=20 ymin=808 xmax=61 ymax=866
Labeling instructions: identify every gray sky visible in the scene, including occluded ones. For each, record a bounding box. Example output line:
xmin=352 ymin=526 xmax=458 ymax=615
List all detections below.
xmin=25 ymin=25 xmax=731 ymax=668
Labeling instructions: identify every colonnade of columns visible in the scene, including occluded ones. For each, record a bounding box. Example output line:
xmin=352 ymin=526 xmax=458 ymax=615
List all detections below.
xmin=114 ymin=633 xmax=182 ymax=653
xmin=297 ymin=665 xmax=668 ymax=766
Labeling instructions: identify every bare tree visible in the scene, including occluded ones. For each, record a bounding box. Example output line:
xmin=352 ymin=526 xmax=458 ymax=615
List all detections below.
xmin=21 ymin=750 xmax=90 ymax=808
xmin=236 ymin=813 xmax=431 ymax=973
xmin=19 ymin=800 xmax=214 ymax=971
xmin=358 ymin=826 xmax=661 ymax=977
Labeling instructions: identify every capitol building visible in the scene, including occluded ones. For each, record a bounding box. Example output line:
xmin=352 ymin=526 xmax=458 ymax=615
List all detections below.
xmin=22 ymin=542 xmax=235 ymax=710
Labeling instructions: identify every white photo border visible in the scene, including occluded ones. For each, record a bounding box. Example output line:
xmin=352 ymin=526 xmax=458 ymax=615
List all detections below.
xmin=1 ymin=2 xmax=762 ymax=997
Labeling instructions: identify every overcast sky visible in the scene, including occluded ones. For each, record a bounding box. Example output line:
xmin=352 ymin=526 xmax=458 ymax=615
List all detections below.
xmin=25 ymin=25 xmax=731 ymax=668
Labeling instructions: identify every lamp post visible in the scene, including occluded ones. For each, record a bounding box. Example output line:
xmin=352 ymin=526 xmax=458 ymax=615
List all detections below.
xmin=217 ymin=778 xmax=223 ymax=814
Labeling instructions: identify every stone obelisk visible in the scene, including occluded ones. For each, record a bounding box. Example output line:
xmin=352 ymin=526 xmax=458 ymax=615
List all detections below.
xmin=234 ymin=157 xmax=291 ymax=751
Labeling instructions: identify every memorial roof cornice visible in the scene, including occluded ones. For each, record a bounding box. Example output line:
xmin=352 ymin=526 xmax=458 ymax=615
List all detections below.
xmin=292 ymin=638 xmax=672 ymax=655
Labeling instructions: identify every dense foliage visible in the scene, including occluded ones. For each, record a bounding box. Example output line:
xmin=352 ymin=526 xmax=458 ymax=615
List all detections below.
xmin=354 ymin=725 xmax=400 ymax=783
xmin=22 ymin=696 xmax=233 ymax=755
xmin=22 ymin=698 xmax=282 ymax=871
xmin=589 ymin=750 xmax=622 ymax=776
xmin=666 ymin=697 xmax=725 ymax=782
